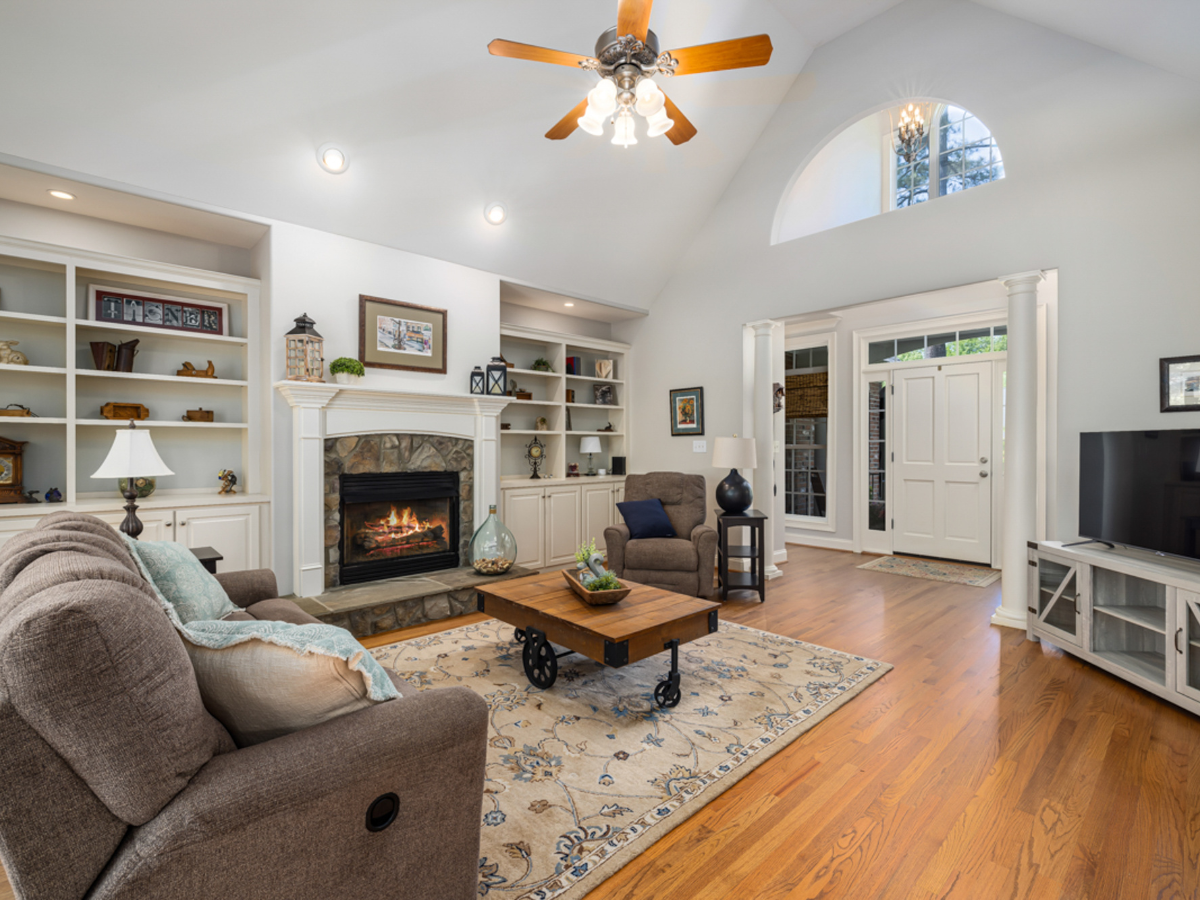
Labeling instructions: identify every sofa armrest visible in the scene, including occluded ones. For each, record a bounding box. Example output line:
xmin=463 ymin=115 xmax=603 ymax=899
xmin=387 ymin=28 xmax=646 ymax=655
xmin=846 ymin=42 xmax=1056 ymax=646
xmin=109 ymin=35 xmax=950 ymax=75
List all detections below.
xmin=214 ymin=568 xmax=279 ymax=608
xmin=90 ymin=686 xmax=488 ymax=900
xmin=691 ymin=524 xmax=718 ymax=599
xmin=604 ymin=523 xmax=631 ymax=576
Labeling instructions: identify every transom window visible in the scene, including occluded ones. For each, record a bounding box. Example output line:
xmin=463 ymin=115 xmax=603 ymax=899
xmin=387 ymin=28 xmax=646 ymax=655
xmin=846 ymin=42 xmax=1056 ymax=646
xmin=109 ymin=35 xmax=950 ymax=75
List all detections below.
xmin=868 ymin=325 xmax=1007 ymax=365
xmin=894 ymin=105 xmax=1003 ymax=209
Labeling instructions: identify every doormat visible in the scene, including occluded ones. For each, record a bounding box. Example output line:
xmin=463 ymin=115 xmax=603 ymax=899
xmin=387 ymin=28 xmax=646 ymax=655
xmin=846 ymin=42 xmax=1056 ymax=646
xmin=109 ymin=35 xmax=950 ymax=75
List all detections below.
xmin=371 ymin=618 xmax=890 ymax=900
xmin=857 ymin=554 xmax=1001 ymax=587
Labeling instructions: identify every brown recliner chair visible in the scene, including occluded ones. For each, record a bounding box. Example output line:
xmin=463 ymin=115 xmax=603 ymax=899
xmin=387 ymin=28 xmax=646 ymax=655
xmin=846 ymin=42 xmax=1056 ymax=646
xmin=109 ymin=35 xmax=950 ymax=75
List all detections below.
xmin=0 ymin=512 xmax=487 ymax=900
xmin=604 ymin=472 xmax=717 ymax=598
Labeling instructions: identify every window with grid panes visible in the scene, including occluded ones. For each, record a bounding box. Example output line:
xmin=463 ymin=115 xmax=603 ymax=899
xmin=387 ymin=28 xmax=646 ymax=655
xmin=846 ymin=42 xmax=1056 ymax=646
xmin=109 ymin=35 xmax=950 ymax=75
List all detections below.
xmin=784 ymin=346 xmax=829 ymax=519
xmin=892 ymin=104 xmax=1002 ymax=209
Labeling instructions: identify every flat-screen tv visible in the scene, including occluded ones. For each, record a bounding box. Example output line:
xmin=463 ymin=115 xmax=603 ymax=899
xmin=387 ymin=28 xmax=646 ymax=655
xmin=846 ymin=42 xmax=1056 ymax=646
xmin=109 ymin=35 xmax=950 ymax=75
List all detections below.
xmin=1079 ymin=429 xmax=1200 ymax=560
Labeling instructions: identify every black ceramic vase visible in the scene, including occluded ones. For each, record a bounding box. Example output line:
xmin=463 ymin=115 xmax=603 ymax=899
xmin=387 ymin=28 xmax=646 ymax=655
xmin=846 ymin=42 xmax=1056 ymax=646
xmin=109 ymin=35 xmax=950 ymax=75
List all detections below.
xmin=715 ymin=469 xmax=753 ymax=515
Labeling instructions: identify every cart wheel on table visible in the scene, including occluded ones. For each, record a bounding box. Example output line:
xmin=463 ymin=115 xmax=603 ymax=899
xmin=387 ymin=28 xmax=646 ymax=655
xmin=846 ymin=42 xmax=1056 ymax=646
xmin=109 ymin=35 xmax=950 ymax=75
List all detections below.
xmin=654 ymin=678 xmax=681 ymax=709
xmin=514 ymin=628 xmax=527 ymax=644
xmin=522 ymin=637 xmax=557 ymax=689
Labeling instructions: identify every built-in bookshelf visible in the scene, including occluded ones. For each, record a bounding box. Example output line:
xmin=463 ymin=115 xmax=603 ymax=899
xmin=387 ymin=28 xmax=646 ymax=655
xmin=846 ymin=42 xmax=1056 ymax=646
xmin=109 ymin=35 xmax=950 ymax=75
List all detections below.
xmin=0 ymin=236 xmax=264 ymax=513
xmin=497 ymin=324 xmax=630 ymax=480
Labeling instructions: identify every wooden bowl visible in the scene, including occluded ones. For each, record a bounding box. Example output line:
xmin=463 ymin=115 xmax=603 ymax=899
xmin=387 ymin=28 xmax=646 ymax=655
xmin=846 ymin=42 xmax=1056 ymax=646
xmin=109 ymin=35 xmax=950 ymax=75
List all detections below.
xmin=562 ymin=568 xmax=632 ymax=606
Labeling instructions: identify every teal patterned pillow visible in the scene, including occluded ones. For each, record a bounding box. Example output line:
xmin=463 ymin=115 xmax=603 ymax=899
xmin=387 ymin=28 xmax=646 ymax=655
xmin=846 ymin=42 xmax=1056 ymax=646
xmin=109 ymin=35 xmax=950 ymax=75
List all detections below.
xmin=123 ymin=536 xmax=239 ymax=625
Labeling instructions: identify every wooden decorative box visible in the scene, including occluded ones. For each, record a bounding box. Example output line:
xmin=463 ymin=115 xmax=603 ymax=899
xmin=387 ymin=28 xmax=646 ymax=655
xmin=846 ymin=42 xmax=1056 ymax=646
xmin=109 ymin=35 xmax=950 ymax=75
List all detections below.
xmin=0 ymin=408 xmax=32 ymax=417
xmin=561 ymin=568 xmax=631 ymax=606
xmin=101 ymin=402 xmax=150 ymax=420
xmin=182 ymin=408 xmax=214 ymax=422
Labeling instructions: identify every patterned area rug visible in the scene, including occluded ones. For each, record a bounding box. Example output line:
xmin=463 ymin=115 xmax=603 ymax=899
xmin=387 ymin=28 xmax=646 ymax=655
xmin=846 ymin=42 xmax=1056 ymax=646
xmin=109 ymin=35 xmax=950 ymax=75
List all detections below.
xmin=857 ymin=554 xmax=1001 ymax=587
xmin=371 ymin=619 xmax=890 ymax=900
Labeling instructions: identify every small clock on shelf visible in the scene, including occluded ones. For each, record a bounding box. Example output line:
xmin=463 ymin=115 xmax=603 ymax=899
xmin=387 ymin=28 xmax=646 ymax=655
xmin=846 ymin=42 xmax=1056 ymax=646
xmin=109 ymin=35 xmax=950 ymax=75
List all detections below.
xmin=0 ymin=436 xmax=28 ymax=504
xmin=525 ymin=436 xmax=546 ymax=480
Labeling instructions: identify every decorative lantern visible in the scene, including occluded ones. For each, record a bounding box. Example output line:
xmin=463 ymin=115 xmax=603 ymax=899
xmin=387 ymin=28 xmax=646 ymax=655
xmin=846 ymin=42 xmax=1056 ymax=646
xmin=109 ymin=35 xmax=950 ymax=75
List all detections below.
xmin=486 ymin=356 xmax=508 ymax=396
xmin=470 ymin=366 xmax=485 ymax=395
xmin=285 ymin=313 xmax=325 ymax=383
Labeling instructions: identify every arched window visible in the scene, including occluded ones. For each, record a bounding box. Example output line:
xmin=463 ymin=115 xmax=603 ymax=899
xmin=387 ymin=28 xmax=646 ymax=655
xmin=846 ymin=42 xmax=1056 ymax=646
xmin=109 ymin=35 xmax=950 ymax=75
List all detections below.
xmin=773 ymin=102 xmax=1005 ymax=244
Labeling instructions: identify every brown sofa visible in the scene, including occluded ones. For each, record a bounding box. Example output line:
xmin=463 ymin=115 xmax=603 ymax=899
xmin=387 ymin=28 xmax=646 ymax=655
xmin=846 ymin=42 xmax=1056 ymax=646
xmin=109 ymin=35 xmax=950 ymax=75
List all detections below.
xmin=604 ymin=472 xmax=718 ymax=598
xmin=0 ymin=512 xmax=487 ymax=900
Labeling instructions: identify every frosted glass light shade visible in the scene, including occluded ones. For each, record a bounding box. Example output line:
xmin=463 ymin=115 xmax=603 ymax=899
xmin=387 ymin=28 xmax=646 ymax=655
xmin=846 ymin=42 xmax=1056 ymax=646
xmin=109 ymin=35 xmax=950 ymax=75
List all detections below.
xmin=635 ymin=79 xmax=665 ymax=117
xmin=646 ymin=107 xmax=674 ymax=138
xmin=578 ymin=106 xmax=605 ymax=136
xmin=713 ymin=437 xmax=756 ymax=470
xmin=580 ymin=436 xmax=602 ymax=454
xmin=91 ymin=425 xmax=174 ymax=479
xmin=588 ymin=82 xmax=617 ymax=116
xmin=611 ymin=111 xmax=637 ymax=146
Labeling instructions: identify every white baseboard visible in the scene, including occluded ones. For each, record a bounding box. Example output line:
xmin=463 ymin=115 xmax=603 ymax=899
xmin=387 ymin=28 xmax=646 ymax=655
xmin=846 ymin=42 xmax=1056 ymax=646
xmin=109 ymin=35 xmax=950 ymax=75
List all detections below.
xmin=774 ymin=548 xmax=788 ymax=565
xmin=784 ymin=532 xmax=855 ymax=552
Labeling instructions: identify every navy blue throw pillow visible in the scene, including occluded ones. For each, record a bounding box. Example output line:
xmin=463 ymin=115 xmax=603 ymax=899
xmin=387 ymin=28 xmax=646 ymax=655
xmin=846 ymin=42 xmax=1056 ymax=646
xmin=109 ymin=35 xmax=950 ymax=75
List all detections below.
xmin=617 ymin=499 xmax=678 ymax=540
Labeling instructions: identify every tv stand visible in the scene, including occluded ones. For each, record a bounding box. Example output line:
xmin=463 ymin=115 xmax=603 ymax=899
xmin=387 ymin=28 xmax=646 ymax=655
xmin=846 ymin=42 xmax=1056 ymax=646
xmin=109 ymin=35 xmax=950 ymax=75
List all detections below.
xmin=1027 ymin=540 xmax=1200 ymax=715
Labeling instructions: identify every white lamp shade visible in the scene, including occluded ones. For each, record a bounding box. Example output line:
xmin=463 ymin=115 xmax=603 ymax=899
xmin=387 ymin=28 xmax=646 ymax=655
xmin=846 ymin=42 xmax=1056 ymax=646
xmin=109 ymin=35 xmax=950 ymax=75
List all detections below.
xmin=577 ymin=107 xmax=605 ymax=136
xmin=580 ymin=436 xmax=602 ymax=454
xmin=91 ymin=426 xmax=174 ymax=479
xmin=713 ymin=437 xmax=756 ymax=470
xmin=646 ymin=107 xmax=674 ymax=138
xmin=587 ymin=83 xmax=617 ymax=116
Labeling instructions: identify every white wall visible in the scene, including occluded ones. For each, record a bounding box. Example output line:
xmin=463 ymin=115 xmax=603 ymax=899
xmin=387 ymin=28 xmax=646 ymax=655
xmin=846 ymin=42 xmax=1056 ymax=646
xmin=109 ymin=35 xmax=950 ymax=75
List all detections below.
xmin=262 ymin=221 xmax=501 ymax=594
xmin=775 ymin=112 xmax=885 ymax=243
xmin=499 ymin=302 xmax=613 ymax=341
xmin=616 ymin=0 xmax=1200 ymax=544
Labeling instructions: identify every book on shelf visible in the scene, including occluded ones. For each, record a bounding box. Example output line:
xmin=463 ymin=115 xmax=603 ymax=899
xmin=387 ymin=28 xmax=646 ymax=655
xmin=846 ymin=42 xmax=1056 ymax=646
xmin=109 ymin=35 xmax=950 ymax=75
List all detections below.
xmin=565 ymin=356 xmax=581 ymax=375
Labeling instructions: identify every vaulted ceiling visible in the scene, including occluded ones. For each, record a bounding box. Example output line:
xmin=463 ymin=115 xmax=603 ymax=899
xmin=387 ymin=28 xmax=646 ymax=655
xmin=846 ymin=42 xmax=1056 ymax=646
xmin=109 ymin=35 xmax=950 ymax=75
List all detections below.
xmin=0 ymin=1 xmax=1195 ymax=307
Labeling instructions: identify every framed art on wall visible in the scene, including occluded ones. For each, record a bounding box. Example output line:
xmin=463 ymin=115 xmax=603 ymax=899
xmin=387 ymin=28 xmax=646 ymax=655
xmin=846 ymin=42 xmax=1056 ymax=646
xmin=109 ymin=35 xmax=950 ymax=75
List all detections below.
xmin=88 ymin=285 xmax=228 ymax=336
xmin=358 ymin=295 xmax=447 ymax=374
xmin=1161 ymin=355 xmax=1200 ymax=412
xmin=669 ymin=387 xmax=704 ymax=436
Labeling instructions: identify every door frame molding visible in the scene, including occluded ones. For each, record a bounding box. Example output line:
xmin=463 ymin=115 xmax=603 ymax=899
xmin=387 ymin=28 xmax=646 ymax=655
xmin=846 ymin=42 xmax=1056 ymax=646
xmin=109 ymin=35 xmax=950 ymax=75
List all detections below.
xmin=851 ymin=306 xmax=1053 ymax=562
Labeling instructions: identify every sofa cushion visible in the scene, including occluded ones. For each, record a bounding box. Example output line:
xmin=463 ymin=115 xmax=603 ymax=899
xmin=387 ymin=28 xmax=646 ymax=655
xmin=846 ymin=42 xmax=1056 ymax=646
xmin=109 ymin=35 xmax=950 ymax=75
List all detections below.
xmin=180 ymin=620 xmax=400 ymax=747
xmin=625 ymin=537 xmax=698 ymax=571
xmin=124 ymin=537 xmax=239 ymax=625
xmin=245 ymin=597 xmax=325 ymax=626
xmin=617 ymin=498 xmax=678 ymax=540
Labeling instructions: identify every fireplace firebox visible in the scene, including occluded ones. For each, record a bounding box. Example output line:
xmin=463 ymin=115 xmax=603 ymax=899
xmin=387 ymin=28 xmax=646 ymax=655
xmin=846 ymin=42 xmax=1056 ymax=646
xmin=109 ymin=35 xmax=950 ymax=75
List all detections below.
xmin=339 ymin=472 xmax=460 ymax=584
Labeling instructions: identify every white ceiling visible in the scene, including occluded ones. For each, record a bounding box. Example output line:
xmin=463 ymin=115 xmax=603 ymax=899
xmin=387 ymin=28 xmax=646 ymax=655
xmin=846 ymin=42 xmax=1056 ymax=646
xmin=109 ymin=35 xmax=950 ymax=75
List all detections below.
xmin=0 ymin=1 xmax=1195 ymax=306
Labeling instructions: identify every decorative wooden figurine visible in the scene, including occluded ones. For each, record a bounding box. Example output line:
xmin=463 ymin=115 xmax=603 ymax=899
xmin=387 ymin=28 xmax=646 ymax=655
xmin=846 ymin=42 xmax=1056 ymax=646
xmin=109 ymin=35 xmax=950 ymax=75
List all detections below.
xmin=182 ymin=408 xmax=215 ymax=422
xmin=285 ymin=313 xmax=325 ymax=382
xmin=0 ymin=341 xmax=29 ymax=366
xmin=177 ymin=360 xmax=216 ymax=378
xmin=101 ymin=402 xmax=150 ymax=420
xmin=0 ymin=436 xmax=28 ymax=504
xmin=218 ymin=469 xmax=238 ymax=495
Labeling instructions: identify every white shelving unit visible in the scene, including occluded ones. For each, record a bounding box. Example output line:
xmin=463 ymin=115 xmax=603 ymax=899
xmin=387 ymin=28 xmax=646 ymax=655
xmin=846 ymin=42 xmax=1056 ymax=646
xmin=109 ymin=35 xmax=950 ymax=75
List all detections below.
xmin=0 ymin=236 xmax=267 ymax=571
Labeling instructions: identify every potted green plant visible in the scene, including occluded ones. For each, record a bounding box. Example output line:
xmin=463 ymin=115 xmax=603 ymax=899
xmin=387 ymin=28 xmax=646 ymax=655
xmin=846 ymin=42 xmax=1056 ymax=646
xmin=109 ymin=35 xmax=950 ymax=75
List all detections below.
xmin=329 ymin=357 xmax=365 ymax=385
xmin=531 ymin=357 xmax=554 ymax=373
xmin=563 ymin=539 xmax=630 ymax=605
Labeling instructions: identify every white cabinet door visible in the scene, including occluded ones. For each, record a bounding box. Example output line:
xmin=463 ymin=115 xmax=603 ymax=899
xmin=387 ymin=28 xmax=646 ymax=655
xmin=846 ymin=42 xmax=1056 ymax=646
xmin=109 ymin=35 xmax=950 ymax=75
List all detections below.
xmin=1176 ymin=591 xmax=1200 ymax=704
xmin=0 ymin=516 xmax=45 ymax=551
xmin=175 ymin=505 xmax=260 ymax=573
xmin=582 ymin=483 xmax=614 ymax=552
xmin=502 ymin=487 xmax=546 ymax=569
xmin=94 ymin=509 xmax=177 ymax=543
xmin=545 ymin=486 xmax=582 ymax=567
xmin=613 ymin=485 xmax=625 ymax=523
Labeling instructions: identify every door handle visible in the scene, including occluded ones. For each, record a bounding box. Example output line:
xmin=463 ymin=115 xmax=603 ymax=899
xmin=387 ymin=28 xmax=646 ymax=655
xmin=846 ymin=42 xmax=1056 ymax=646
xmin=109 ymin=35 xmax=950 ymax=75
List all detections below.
xmin=980 ymin=471 xmax=989 ymax=478
xmin=980 ymin=457 xmax=988 ymax=464
xmin=1176 ymin=627 xmax=1184 ymax=654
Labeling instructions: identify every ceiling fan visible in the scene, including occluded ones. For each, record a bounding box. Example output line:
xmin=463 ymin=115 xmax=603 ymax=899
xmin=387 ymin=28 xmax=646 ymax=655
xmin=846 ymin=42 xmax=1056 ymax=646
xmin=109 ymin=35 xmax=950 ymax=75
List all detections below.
xmin=488 ymin=0 xmax=772 ymax=147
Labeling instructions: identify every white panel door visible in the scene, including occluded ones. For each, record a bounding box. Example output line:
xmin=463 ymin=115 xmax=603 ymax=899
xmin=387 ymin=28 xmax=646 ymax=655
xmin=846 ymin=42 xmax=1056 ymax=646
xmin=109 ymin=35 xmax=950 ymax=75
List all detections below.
xmin=502 ymin=487 xmax=545 ymax=569
xmin=176 ymin=505 xmax=260 ymax=573
xmin=893 ymin=362 xmax=993 ymax=563
xmin=94 ymin=509 xmax=177 ymax=543
xmin=582 ymin=483 xmax=614 ymax=552
xmin=545 ymin=485 xmax=582 ymax=568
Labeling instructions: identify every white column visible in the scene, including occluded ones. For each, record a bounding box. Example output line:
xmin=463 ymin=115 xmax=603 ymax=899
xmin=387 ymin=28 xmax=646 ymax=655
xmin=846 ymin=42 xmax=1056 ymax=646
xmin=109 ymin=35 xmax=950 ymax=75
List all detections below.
xmin=751 ymin=320 xmax=783 ymax=579
xmin=276 ymin=383 xmax=334 ymax=599
xmin=992 ymin=271 xmax=1043 ymax=629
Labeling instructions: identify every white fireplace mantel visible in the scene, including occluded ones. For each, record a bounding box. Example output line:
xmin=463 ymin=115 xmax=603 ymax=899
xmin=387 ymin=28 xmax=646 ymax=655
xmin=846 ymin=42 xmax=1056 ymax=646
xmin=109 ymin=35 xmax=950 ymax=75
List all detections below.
xmin=275 ymin=381 xmax=509 ymax=597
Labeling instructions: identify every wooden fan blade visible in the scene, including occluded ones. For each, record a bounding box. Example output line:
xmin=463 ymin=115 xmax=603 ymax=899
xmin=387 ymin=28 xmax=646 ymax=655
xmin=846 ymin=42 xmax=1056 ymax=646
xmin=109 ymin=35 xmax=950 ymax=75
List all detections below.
xmin=488 ymin=39 xmax=596 ymax=69
xmin=662 ymin=94 xmax=697 ymax=146
xmin=666 ymin=34 xmax=773 ymax=76
xmin=617 ymin=0 xmax=653 ymax=41
xmin=546 ymin=97 xmax=591 ymax=141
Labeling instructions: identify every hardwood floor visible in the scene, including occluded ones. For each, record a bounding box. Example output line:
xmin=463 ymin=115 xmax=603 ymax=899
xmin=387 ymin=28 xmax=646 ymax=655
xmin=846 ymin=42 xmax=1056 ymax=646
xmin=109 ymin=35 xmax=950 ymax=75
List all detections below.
xmin=5 ymin=547 xmax=1195 ymax=899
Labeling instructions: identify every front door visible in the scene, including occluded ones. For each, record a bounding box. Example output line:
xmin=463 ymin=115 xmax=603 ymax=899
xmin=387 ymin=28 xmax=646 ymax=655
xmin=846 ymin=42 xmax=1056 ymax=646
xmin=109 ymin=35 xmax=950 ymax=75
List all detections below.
xmin=893 ymin=361 xmax=993 ymax=564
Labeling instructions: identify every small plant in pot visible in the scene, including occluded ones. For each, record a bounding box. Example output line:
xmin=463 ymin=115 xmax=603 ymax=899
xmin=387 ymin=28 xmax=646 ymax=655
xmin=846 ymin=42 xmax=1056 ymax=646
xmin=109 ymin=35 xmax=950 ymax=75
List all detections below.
xmin=330 ymin=357 xmax=365 ymax=385
xmin=563 ymin=539 xmax=630 ymax=605
xmin=531 ymin=357 xmax=554 ymax=373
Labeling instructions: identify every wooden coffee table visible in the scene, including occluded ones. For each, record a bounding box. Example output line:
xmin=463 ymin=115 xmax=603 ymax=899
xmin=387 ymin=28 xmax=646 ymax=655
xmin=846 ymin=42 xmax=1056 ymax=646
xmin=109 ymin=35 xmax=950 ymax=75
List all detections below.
xmin=476 ymin=570 xmax=719 ymax=708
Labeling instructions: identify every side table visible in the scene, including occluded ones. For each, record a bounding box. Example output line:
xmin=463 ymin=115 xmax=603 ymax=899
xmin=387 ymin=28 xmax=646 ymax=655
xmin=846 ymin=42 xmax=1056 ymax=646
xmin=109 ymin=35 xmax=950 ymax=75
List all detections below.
xmin=715 ymin=509 xmax=767 ymax=603
xmin=190 ymin=546 xmax=224 ymax=575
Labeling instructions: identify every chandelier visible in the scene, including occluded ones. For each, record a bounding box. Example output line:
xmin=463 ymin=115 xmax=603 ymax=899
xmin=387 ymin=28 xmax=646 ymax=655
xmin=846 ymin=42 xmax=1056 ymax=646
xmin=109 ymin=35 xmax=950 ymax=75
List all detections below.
xmin=891 ymin=102 xmax=929 ymax=164
xmin=576 ymin=28 xmax=677 ymax=147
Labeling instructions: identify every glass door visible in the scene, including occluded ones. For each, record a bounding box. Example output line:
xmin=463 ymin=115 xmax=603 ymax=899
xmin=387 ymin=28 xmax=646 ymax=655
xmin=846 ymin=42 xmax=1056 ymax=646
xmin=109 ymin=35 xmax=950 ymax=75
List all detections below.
xmin=1034 ymin=556 xmax=1080 ymax=645
xmin=1177 ymin=591 xmax=1200 ymax=703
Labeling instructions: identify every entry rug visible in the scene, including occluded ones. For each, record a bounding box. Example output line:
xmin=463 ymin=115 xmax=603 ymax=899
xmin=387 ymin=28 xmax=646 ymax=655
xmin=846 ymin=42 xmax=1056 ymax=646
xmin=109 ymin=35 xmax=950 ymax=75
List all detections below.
xmin=857 ymin=554 xmax=1001 ymax=587
xmin=371 ymin=619 xmax=890 ymax=900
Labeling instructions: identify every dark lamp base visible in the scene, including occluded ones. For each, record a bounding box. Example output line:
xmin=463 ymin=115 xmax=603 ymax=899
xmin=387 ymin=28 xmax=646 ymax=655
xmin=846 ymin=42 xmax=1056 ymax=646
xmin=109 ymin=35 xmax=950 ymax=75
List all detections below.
xmin=120 ymin=487 xmax=143 ymax=540
xmin=715 ymin=469 xmax=753 ymax=516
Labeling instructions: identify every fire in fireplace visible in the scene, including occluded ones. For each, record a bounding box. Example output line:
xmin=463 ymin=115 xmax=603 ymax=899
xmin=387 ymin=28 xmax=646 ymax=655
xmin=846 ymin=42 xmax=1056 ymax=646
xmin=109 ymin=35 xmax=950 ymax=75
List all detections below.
xmin=339 ymin=472 xmax=460 ymax=584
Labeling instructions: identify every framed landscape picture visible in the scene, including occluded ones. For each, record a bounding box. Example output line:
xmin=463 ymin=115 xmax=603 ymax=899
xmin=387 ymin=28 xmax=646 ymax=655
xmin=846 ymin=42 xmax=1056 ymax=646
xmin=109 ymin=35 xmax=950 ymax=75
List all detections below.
xmin=1161 ymin=355 xmax=1200 ymax=412
xmin=669 ymin=387 xmax=704 ymax=436
xmin=359 ymin=295 xmax=447 ymax=374
xmin=88 ymin=284 xmax=228 ymax=336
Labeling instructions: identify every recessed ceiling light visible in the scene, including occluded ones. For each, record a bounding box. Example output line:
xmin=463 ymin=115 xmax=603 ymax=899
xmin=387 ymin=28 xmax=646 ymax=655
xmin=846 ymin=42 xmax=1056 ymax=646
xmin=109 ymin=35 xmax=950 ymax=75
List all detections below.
xmin=48 ymin=189 xmax=75 ymax=200
xmin=317 ymin=143 xmax=348 ymax=174
xmin=564 ymin=302 xmax=575 ymax=307
xmin=485 ymin=202 xmax=507 ymax=225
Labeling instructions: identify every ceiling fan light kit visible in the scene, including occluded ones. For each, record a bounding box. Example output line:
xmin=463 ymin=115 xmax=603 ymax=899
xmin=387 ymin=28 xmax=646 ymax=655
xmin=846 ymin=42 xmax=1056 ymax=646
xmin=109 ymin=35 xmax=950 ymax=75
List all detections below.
xmin=488 ymin=0 xmax=772 ymax=148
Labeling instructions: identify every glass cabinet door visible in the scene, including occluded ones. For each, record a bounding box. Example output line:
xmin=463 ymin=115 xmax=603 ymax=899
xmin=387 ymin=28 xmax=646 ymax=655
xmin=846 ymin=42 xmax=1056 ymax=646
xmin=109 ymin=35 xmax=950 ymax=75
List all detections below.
xmin=1034 ymin=557 xmax=1079 ymax=643
xmin=1178 ymin=591 xmax=1200 ymax=702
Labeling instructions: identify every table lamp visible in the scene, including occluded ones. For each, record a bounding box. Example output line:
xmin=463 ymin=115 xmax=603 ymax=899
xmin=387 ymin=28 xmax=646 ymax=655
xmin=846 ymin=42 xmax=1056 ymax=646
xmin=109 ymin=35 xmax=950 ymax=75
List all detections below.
xmin=91 ymin=421 xmax=174 ymax=539
xmin=712 ymin=436 xmax=757 ymax=515
xmin=580 ymin=436 xmax=602 ymax=476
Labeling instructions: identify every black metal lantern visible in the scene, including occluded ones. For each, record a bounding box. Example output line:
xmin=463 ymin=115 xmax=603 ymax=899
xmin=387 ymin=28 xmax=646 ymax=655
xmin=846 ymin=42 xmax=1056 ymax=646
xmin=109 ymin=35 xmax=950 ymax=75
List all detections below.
xmin=486 ymin=357 xmax=508 ymax=396
xmin=470 ymin=366 xmax=485 ymax=395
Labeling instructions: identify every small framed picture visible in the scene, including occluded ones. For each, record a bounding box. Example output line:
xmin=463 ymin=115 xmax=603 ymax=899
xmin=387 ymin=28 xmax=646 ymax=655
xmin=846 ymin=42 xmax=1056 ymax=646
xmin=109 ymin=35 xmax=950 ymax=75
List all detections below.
xmin=123 ymin=298 xmax=143 ymax=322
xmin=143 ymin=302 xmax=163 ymax=326
xmin=1161 ymin=355 xmax=1200 ymax=412
xmin=669 ymin=387 xmax=704 ymax=436
xmin=595 ymin=359 xmax=614 ymax=379
xmin=593 ymin=384 xmax=615 ymax=406
xmin=88 ymin=285 xmax=228 ymax=335
xmin=359 ymin=295 xmax=447 ymax=373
